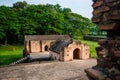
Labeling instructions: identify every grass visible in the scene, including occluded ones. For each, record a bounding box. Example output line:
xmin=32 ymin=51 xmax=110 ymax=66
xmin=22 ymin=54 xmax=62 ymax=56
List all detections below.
xmin=80 ymin=40 xmax=98 ymax=58
xmin=0 ymin=45 xmax=23 ymax=66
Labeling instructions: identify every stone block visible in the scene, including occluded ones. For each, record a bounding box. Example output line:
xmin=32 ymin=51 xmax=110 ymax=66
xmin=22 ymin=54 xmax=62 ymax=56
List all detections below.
xmin=99 ymin=23 xmax=117 ymax=30
xmin=108 ymin=15 xmax=120 ymax=20
xmin=92 ymin=1 xmax=103 ymax=8
xmin=92 ymin=17 xmax=100 ymax=23
xmin=85 ymin=68 xmax=105 ymax=80
xmin=93 ymin=6 xmax=110 ymax=15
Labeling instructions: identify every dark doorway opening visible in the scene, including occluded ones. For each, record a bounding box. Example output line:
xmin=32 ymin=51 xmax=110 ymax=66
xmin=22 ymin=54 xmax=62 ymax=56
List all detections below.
xmin=73 ymin=48 xmax=80 ymax=59
xmin=45 ymin=45 xmax=49 ymax=51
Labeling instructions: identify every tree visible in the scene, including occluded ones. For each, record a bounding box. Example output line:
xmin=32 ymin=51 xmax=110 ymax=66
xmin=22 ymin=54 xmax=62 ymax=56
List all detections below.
xmin=0 ymin=6 xmax=19 ymax=44
xmin=0 ymin=2 xmax=94 ymax=44
xmin=13 ymin=1 xmax=27 ymax=10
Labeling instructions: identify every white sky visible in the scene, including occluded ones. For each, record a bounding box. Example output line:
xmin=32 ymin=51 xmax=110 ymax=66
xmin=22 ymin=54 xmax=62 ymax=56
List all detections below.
xmin=0 ymin=0 xmax=93 ymax=19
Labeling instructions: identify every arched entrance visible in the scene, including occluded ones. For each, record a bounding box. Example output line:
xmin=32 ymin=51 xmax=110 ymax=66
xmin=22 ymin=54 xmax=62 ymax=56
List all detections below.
xmin=45 ymin=45 xmax=49 ymax=51
xmin=73 ymin=48 xmax=80 ymax=59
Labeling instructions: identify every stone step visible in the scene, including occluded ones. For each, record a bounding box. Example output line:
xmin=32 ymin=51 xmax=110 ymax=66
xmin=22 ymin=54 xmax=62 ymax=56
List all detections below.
xmin=85 ymin=68 xmax=105 ymax=80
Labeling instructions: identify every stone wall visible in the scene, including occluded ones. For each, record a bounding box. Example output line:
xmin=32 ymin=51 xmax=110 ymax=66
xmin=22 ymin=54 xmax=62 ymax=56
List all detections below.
xmin=85 ymin=0 xmax=120 ymax=80
xmin=92 ymin=0 xmax=120 ymax=30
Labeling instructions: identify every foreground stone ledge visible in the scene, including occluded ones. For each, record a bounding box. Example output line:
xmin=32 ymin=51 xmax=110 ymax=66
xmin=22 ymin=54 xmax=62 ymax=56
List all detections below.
xmin=85 ymin=68 xmax=105 ymax=80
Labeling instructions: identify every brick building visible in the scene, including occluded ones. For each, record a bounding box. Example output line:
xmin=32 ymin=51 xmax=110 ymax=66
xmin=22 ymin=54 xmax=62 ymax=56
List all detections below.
xmin=23 ymin=35 xmax=90 ymax=61
xmin=24 ymin=35 xmax=71 ymax=54
xmin=50 ymin=40 xmax=90 ymax=61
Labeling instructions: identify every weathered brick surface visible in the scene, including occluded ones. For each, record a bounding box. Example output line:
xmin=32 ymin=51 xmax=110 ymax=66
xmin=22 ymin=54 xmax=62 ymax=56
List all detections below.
xmin=86 ymin=0 xmax=120 ymax=79
xmin=92 ymin=1 xmax=103 ymax=8
xmin=98 ymin=23 xmax=117 ymax=30
xmin=92 ymin=0 xmax=120 ymax=30
xmin=93 ymin=6 xmax=110 ymax=15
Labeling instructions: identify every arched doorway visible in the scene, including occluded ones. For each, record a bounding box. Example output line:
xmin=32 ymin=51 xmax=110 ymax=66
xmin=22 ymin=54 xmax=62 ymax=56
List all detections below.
xmin=45 ymin=45 xmax=49 ymax=51
xmin=73 ymin=48 xmax=80 ymax=59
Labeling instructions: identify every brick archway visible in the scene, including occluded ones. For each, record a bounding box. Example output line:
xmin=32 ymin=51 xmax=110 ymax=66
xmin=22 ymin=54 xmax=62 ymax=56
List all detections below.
xmin=73 ymin=48 xmax=80 ymax=59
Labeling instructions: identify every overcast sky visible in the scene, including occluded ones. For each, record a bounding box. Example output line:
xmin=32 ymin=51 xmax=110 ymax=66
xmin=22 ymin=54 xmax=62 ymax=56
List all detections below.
xmin=0 ymin=0 xmax=93 ymax=19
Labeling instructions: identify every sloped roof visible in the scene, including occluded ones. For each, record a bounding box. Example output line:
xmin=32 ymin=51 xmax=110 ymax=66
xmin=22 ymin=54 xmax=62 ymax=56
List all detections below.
xmin=25 ymin=35 xmax=71 ymax=41
xmin=50 ymin=40 xmax=72 ymax=54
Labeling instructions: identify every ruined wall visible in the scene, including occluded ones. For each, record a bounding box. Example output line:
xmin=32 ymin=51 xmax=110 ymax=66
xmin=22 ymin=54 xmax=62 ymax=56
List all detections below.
xmin=85 ymin=0 xmax=120 ymax=80
xmin=92 ymin=0 xmax=120 ymax=30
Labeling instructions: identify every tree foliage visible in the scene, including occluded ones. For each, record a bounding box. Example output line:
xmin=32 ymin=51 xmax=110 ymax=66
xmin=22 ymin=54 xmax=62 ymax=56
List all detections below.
xmin=0 ymin=1 xmax=94 ymax=45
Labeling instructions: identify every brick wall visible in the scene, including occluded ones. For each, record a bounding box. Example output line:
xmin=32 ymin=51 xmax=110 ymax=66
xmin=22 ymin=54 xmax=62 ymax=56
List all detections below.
xmin=50 ymin=41 xmax=90 ymax=61
xmin=85 ymin=0 xmax=120 ymax=80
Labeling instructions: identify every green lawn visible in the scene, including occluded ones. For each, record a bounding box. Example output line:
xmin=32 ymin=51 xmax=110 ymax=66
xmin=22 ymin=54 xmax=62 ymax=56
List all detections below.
xmin=80 ymin=40 xmax=98 ymax=58
xmin=0 ymin=45 xmax=23 ymax=65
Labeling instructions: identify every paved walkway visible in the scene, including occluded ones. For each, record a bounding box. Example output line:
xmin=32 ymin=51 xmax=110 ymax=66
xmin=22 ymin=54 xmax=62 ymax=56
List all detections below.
xmin=0 ymin=59 xmax=97 ymax=80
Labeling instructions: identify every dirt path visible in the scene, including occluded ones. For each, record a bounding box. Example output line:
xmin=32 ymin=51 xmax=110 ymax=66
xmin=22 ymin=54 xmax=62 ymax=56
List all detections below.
xmin=0 ymin=59 xmax=97 ymax=80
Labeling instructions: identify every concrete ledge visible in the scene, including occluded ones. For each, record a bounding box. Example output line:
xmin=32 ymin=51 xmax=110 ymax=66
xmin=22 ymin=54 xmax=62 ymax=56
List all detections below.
xmin=85 ymin=68 xmax=105 ymax=80
xmin=30 ymin=52 xmax=50 ymax=59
